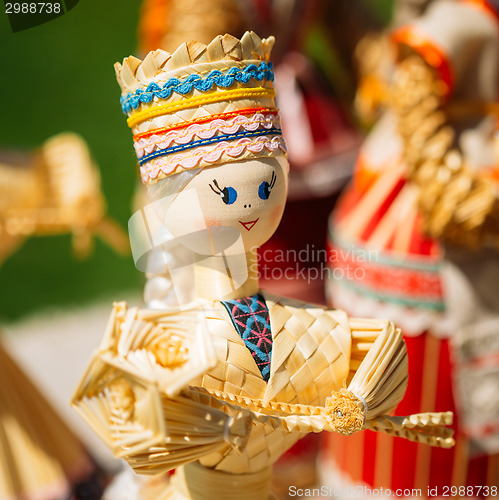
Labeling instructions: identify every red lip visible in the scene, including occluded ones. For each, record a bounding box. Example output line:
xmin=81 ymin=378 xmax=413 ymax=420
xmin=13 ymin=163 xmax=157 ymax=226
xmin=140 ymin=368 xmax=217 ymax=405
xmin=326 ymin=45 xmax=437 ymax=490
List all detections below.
xmin=239 ymin=219 xmax=259 ymax=231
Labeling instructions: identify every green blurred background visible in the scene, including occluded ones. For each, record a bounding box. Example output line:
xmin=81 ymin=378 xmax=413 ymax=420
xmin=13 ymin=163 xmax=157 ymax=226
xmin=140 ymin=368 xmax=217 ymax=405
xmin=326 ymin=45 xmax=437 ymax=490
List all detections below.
xmin=0 ymin=1 xmax=144 ymax=321
xmin=0 ymin=0 xmax=392 ymax=322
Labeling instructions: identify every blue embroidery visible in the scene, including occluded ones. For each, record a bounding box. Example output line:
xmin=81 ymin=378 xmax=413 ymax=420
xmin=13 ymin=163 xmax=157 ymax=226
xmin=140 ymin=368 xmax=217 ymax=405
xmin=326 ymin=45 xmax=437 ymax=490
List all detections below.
xmin=221 ymin=293 xmax=273 ymax=381
xmin=138 ymin=128 xmax=282 ymax=165
xmin=121 ymin=62 xmax=274 ymax=114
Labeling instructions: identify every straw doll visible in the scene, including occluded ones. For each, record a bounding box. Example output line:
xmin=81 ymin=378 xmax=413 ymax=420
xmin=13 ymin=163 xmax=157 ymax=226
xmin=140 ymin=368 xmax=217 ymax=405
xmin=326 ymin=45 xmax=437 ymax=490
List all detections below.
xmin=72 ymin=32 xmax=454 ymax=500
xmin=0 ymin=132 xmax=129 ymax=265
xmin=324 ymin=0 xmax=499 ymax=495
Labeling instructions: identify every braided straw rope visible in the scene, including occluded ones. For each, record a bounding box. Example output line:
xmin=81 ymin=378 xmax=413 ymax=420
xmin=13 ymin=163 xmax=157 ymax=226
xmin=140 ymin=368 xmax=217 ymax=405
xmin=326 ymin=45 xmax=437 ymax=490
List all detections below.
xmin=392 ymin=55 xmax=499 ymax=248
xmin=72 ymin=297 xmax=454 ymax=478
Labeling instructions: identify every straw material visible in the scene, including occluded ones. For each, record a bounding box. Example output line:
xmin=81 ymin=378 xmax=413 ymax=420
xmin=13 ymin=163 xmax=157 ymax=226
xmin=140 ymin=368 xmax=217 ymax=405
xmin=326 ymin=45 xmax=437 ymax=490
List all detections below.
xmin=138 ymin=0 xmax=246 ymax=55
xmin=72 ymin=296 xmax=454 ymax=486
xmin=0 ymin=133 xmax=129 ymax=263
xmin=117 ymin=32 xmax=274 ymax=97
xmin=392 ymin=55 xmax=499 ymax=248
xmin=0 ymin=340 xmax=94 ymax=500
xmin=354 ymin=33 xmax=393 ymax=125
xmin=116 ymin=32 xmax=285 ymax=185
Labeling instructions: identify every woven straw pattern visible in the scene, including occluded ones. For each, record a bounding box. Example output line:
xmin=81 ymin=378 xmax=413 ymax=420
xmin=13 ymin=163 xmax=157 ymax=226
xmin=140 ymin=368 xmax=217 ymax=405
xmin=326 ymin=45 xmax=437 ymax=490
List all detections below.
xmin=366 ymin=411 xmax=454 ymax=447
xmin=72 ymin=293 xmax=454 ymax=483
xmin=72 ymin=294 xmax=455 ymax=500
xmin=196 ymin=294 xmax=352 ymax=473
xmin=72 ymin=295 xmax=353 ymax=475
xmin=392 ymin=55 xmax=499 ymax=248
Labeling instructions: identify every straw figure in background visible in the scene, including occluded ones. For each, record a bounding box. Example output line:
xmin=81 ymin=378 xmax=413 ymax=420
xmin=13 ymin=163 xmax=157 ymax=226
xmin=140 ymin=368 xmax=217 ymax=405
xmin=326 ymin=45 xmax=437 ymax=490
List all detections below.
xmin=72 ymin=32 xmax=455 ymax=500
xmin=0 ymin=132 xmax=129 ymax=266
xmin=0 ymin=342 xmax=106 ymax=500
xmin=0 ymin=134 xmax=127 ymax=500
xmin=324 ymin=0 xmax=499 ymax=495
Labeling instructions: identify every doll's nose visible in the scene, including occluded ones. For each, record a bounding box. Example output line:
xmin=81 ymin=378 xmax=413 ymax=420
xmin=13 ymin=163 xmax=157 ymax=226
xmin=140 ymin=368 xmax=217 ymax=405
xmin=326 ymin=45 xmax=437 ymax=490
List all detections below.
xmin=243 ymin=203 xmax=252 ymax=208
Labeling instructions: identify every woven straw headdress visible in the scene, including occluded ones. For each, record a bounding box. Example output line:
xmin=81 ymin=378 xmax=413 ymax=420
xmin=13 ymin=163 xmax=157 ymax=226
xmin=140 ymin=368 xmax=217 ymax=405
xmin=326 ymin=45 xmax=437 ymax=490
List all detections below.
xmin=115 ymin=32 xmax=287 ymax=185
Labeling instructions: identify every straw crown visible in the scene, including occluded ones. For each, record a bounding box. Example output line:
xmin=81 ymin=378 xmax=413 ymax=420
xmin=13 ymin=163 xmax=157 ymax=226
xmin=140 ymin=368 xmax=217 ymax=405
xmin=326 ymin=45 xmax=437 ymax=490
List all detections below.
xmin=115 ymin=32 xmax=287 ymax=185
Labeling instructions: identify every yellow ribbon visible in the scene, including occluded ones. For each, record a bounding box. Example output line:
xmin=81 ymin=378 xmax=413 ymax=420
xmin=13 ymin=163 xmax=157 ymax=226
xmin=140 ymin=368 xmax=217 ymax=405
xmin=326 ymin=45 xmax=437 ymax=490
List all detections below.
xmin=127 ymin=87 xmax=276 ymax=128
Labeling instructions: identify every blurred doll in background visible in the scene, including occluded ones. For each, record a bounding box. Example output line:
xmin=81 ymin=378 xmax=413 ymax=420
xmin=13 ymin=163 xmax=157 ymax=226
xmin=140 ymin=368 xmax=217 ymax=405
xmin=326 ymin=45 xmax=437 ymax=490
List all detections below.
xmin=323 ymin=0 xmax=499 ymax=495
xmin=0 ymin=132 xmax=127 ymax=500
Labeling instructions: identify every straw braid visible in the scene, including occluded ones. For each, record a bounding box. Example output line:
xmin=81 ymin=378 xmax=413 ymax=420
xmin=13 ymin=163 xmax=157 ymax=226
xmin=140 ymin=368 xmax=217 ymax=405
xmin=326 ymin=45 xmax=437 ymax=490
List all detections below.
xmin=187 ymin=386 xmax=366 ymax=436
xmin=392 ymin=55 xmax=499 ymax=248
xmin=184 ymin=387 xmax=454 ymax=448
xmin=365 ymin=412 xmax=455 ymax=447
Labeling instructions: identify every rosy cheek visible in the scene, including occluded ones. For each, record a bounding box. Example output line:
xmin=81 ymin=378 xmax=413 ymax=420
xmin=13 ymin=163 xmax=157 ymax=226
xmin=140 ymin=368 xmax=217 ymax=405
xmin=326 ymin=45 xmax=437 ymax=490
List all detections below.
xmin=270 ymin=204 xmax=284 ymax=222
xmin=204 ymin=216 xmax=224 ymax=228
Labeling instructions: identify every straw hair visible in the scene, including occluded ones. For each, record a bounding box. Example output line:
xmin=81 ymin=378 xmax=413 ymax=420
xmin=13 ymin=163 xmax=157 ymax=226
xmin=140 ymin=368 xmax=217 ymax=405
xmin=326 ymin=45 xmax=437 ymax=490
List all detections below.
xmin=392 ymin=55 xmax=499 ymax=248
xmin=72 ymin=298 xmax=454 ymax=479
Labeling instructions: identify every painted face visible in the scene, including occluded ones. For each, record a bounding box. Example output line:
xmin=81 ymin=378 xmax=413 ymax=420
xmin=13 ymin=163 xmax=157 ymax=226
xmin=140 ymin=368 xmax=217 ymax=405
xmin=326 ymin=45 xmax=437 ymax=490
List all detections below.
xmin=162 ymin=157 xmax=288 ymax=254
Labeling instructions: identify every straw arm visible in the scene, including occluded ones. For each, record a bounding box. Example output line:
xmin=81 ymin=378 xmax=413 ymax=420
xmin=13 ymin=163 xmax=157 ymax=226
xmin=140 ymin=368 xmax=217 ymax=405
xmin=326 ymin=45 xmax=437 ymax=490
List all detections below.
xmin=184 ymin=386 xmax=454 ymax=447
xmin=182 ymin=315 xmax=455 ymax=447
xmin=366 ymin=412 xmax=455 ymax=449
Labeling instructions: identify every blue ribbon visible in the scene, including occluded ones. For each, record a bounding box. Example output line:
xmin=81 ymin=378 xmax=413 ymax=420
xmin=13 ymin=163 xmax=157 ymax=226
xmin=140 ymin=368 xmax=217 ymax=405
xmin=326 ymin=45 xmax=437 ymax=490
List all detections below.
xmin=121 ymin=62 xmax=274 ymax=114
xmin=138 ymin=128 xmax=282 ymax=165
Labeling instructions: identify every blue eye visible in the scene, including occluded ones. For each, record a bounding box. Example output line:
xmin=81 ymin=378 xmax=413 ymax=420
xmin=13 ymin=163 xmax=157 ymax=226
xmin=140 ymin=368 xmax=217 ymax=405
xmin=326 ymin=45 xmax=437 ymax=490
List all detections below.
xmin=258 ymin=172 xmax=276 ymax=200
xmin=221 ymin=186 xmax=237 ymax=205
xmin=209 ymin=180 xmax=238 ymax=205
xmin=258 ymin=181 xmax=271 ymax=200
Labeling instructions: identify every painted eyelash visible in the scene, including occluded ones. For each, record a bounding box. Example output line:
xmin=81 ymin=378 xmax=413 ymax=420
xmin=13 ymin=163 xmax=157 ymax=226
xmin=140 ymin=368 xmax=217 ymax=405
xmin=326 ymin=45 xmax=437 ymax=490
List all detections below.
xmin=270 ymin=171 xmax=276 ymax=189
xmin=209 ymin=179 xmax=223 ymax=194
xmin=209 ymin=179 xmax=238 ymax=205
